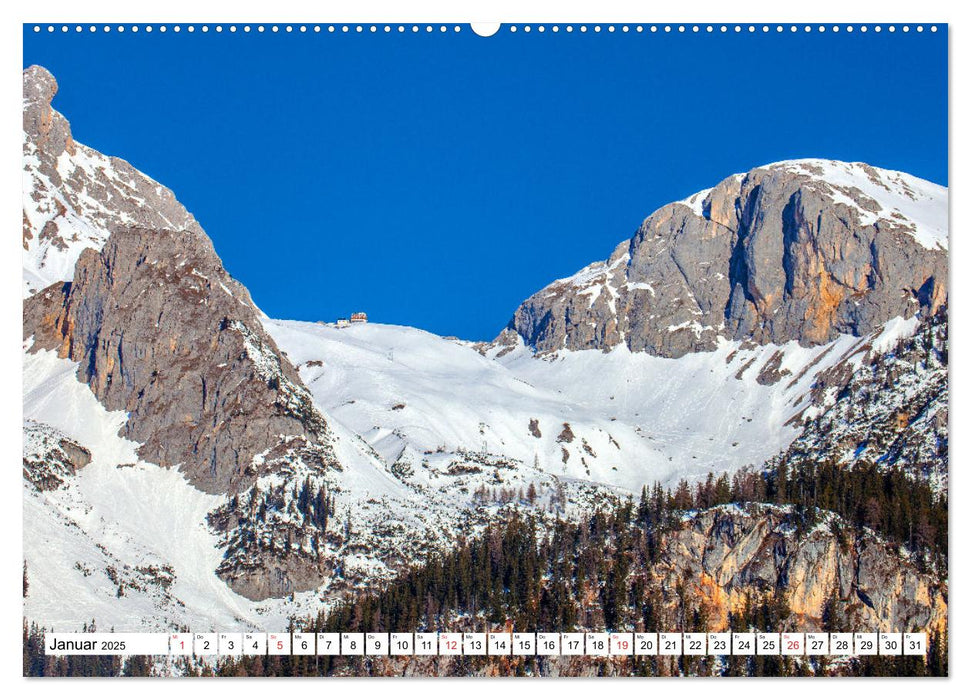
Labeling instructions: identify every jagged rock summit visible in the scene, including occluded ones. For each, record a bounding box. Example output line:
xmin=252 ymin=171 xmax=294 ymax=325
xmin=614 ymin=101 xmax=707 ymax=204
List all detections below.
xmin=504 ymin=159 xmax=947 ymax=358
xmin=23 ymin=65 xmax=70 ymax=154
xmin=23 ymin=64 xmax=336 ymax=496
xmin=23 ymin=65 xmax=200 ymax=297
xmin=22 ymin=65 xmax=358 ymax=599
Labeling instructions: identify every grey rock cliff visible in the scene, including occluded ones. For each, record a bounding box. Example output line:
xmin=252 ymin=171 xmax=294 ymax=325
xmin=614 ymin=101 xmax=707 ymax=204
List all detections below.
xmin=654 ymin=504 xmax=946 ymax=634
xmin=506 ymin=162 xmax=947 ymax=358
xmin=23 ymin=226 xmax=336 ymax=495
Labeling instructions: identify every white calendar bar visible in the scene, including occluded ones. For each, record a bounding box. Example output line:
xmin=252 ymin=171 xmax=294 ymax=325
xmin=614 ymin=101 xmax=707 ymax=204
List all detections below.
xmin=44 ymin=630 xmax=936 ymax=657
xmin=44 ymin=633 xmax=169 ymax=656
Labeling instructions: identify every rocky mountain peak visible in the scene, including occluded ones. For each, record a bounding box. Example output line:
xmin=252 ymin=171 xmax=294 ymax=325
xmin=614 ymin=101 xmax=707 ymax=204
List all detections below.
xmin=23 ymin=65 xmax=71 ymax=157
xmin=504 ymin=159 xmax=947 ymax=358
xmin=22 ymin=66 xmax=200 ymax=297
xmin=21 ymin=68 xmax=342 ymax=499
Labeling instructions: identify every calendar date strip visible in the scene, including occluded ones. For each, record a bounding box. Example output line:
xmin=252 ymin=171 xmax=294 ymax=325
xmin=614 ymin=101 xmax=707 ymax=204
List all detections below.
xmin=45 ymin=631 xmax=928 ymax=657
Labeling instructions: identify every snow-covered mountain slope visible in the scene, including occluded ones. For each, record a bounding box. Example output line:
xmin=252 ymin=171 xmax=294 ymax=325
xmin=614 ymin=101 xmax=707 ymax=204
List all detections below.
xmin=266 ymin=319 xmax=665 ymax=490
xmin=24 ymin=343 xmax=265 ymax=630
xmin=265 ymin=314 xmax=925 ymax=492
xmin=22 ymin=136 xmax=196 ymax=297
xmin=773 ymin=307 xmax=948 ymax=491
xmin=24 ymin=337 xmax=616 ymax=629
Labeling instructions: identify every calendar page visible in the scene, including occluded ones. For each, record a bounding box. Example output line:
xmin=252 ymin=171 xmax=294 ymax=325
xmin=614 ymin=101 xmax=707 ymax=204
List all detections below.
xmin=21 ymin=10 xmax=949 ymax=680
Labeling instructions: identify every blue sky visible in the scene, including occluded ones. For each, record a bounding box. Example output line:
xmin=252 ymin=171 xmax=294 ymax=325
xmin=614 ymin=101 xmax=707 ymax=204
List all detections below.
xmin=24 ymin=24 xmax=947 ymax=340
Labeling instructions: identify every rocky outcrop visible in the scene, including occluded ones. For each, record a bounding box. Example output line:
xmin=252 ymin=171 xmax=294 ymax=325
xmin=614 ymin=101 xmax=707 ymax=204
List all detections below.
xmin=654 ymin=504 xmax=947 ymax=633
xmin=312 ymin=500 xmax=947 ymax=677
xmin=23 ymin=420 xmax=92 ymax=491
xmin=22 ymin=64 xmax=336 ymax=496
xmin=23 ymin=226 xmax=337 ymax=495
xmin=505 ymin=161 xmax=947 ymax=358
xmin=779 ymin=306 xmax=948 ymax=489
xmin=22 ymin=66 xmax=73 ymax=157
xmin=206 ymin=472 xmax=338 ymax=600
